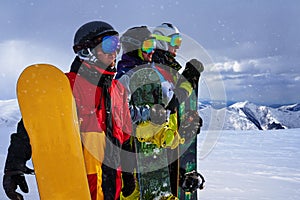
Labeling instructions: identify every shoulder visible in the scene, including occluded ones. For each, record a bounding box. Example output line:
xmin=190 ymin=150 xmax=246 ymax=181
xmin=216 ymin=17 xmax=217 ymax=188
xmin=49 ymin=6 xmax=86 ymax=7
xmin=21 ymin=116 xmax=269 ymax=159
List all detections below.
xmin=65 ymin=72 xmax=77 ymax=78
xmin=65 ymin=72 xmax=77 ymax=86
xmin=116 ymin=62 xmax=135 ymax=79
xmin=112 ymin=79 xmax=126 ymax=90
xmin=65 ymin=72 xmax=87 ymax=89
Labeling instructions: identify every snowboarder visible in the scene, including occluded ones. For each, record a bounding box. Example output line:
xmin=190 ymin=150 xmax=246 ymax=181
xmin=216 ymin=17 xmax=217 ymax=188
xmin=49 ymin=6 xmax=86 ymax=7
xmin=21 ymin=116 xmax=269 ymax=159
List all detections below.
xmin=2 ymin=21 xmax=135 ymax=200
xmin=116 ymin=25 xmax=184 ymax=199
xmin=152 ymin=23 xmax=205 ymax=198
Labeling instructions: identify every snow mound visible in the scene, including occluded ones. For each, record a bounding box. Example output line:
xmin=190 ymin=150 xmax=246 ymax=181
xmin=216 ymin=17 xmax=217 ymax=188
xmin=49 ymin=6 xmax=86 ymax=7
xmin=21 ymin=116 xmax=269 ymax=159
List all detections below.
xmin=0 ymin=99 xmax=21 ymax=127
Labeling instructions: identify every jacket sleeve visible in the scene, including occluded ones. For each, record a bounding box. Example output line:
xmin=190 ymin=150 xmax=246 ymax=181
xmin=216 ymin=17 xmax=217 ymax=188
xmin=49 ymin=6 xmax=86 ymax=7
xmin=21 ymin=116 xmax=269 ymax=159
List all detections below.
xmin=4 ymin=119 xmax=32 ymax=172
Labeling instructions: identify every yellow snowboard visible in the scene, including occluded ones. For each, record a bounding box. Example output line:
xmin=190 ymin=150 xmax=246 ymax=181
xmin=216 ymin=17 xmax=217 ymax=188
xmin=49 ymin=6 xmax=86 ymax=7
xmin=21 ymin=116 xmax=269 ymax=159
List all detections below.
xmin=17 ymin=64 xmax=90 ymax=200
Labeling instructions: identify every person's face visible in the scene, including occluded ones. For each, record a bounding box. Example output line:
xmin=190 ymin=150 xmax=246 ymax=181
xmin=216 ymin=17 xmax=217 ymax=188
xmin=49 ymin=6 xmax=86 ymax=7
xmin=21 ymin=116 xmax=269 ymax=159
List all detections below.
xmin=141 ymin=38 xmax=156 ymax=62
xmin=168 ymin=45 xmax=179 ymax=57
xmin=166 ymin=34 xmax=182 ymax=57
xmin=93 ymin=35 xmax=120 ymax=67
xmin=94 ymin=46 xmax=117 ymax=67
xmin=142 ymin=50 xmax=154 ymax=62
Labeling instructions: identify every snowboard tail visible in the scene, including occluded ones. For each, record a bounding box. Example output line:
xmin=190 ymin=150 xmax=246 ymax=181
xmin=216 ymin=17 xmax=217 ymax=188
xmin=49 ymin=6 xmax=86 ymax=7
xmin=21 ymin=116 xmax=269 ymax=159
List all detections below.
xmin=136 ymin=141 xmax=172 ymax=199
xmin=17 ymin=64 xmax=90 ymax=199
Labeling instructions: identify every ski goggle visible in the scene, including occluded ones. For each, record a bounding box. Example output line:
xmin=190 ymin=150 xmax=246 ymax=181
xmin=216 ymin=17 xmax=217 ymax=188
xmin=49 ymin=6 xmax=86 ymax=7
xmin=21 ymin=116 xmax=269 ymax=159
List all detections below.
xmin=152 ymin=34 xmax=182 ymax=47
xmin=141 ymin=38 xmax=156 ymax=53
xmin=94 ymin=35 xmax=120 ymax=54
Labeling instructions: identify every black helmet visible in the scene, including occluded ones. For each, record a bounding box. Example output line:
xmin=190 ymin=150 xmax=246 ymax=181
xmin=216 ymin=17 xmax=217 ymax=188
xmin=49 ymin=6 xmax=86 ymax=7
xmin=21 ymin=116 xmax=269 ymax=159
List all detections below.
xmin=120 ymin=26 xmax=152 ymax=53
xmin=73 ymin=21 xmax=118 ymax=53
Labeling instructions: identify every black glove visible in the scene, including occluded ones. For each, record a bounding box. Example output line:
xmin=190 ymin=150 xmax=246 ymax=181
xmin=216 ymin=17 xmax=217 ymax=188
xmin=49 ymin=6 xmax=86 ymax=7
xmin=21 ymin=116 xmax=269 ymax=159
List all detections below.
xmin=165 ymin=95 xmax=179 ymax=114
xmin=182 ymin=59 xmax=204 ymax=91
xmin=121 ymin=172 xmax=136 ymax=197
xmin=120 ymin=139 xmax=138 ymax=197
xmin=179 ymin=110 xmax=202 ymax=141
xmin=3 ymin=167 xmax=34 ymax=200
xmin=180 ymin=170 xmax=205 ymax=193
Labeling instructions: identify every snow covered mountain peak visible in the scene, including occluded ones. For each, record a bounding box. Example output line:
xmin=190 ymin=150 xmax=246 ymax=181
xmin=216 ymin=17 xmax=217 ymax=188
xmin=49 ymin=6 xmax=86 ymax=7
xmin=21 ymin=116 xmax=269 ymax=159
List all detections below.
xmin=200 ymin=101 xmax=300 ymax=130
xmin=1 ymin=99 xmax=299 ymax=130
xmin=229 ymin=101 xmax=251 ymax=108
xmin=279 ymin=103 xmax=300 ymax=112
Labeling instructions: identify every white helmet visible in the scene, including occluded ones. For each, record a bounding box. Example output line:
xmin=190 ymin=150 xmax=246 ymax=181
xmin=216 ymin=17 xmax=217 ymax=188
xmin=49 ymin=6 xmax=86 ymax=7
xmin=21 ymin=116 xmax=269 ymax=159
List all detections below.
xmin=152 ymin=23 xmax=180 ymax=51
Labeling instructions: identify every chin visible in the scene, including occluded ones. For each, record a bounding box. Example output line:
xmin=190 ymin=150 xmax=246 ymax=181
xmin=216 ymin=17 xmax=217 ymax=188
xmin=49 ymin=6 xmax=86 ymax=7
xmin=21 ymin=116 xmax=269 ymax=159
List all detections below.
xmin=109 ymin=59 xmax=116 ymax=67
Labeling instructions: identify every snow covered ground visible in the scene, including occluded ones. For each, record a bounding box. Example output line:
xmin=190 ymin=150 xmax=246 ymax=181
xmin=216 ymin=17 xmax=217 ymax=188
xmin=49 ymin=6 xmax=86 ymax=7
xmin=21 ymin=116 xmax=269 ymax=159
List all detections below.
xmin=197 ymin=129 xmax=300 ymax=200
xmin=0 ymin=125 xmax=299 ymax=199
xmin=0 ymin=99 xmax=299 ymax=199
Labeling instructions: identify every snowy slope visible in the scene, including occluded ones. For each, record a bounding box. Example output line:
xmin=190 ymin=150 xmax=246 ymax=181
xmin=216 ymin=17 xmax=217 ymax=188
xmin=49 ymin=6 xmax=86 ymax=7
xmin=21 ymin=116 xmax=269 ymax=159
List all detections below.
xmin=0 ymin=100 xmax=299 ymax=199
xmin=197 ymin=129 xmax=300 ymax=200
xmin=1 ymin=121 xmax=299 ymax=199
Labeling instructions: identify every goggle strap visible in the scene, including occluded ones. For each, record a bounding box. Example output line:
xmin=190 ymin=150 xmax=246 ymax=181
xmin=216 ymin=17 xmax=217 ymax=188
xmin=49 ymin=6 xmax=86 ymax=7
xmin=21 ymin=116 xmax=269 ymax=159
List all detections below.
xmin=152 ymin=34 xmax=171 ymax=43
xmin=120 ymin=36 xmax=142 ymax=47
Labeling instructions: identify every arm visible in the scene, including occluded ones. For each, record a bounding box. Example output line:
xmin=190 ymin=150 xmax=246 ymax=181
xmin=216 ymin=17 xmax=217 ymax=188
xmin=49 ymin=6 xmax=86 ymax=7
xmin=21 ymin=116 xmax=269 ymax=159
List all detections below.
xmin=181 ymin=59 xmax=204 ymax=96
xmin=3 ymin=119 xmax=34 ymax=200
xmin=4 ymin=120 xmax=32 ymax=172
xmin=167 ymin=59 xmax=204 ymax=114
xmin=119 ymin=83 xmax=139 ymax=198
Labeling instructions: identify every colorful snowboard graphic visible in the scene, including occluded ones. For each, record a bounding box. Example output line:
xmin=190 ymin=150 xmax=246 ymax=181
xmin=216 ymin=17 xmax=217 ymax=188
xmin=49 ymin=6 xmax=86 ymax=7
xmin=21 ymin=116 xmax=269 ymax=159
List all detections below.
xmin=178 ymin=65 xmax=205 ymax=199
xmin=178 ymin=90 xmax=199 ymax=200
xmin=127 ymin=65 xmax=176 ymax=199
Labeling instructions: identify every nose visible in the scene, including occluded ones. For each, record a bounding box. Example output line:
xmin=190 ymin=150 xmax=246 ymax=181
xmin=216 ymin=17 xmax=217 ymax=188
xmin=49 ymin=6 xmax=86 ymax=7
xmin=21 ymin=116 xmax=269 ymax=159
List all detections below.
xmin=108 ymin=51 xmax=117 ymax=58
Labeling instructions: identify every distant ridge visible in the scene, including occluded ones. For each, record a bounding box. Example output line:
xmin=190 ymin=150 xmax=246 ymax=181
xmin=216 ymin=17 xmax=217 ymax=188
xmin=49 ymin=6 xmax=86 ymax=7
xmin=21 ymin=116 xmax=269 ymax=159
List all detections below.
xmin=199 ymin=101 xmax=300 ymax=130
xmin=1 ymin=99 xmax=299 ymax=130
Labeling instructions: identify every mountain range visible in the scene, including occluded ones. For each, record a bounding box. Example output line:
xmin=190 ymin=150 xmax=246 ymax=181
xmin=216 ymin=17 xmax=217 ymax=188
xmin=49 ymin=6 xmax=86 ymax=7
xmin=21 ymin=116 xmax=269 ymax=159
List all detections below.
xmin=1 ymin=99 xmax=299 ymax=130
xmin=199 ymin=101 xmax=300 ymax=130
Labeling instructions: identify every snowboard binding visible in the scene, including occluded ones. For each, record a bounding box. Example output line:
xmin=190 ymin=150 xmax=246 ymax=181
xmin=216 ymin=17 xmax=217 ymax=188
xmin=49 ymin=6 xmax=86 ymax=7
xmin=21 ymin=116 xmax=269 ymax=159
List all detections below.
xmin=180 ymin=170 xmax=205 ymax=193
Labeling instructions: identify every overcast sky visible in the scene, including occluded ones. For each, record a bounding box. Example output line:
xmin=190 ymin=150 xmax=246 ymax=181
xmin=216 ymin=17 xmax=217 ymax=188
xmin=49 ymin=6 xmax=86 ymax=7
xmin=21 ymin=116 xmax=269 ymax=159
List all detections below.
xmin=1 ymin=0 xmax=299 ymax=105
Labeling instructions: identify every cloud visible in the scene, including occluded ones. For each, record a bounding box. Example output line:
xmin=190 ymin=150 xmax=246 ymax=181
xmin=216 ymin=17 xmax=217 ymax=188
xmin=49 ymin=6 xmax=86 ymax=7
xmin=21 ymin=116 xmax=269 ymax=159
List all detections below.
xmin=201 ymin=54 xmax=300 ymax=105
xmin=295 ymin=76 xmax=300 ymax=81
xmin=0 ymin=39 xmax=72 ymax=99
xmin=212 ymin=60 xmax=242 ymax=73
xmin=210 ymin=55 xmax=299 ymax=75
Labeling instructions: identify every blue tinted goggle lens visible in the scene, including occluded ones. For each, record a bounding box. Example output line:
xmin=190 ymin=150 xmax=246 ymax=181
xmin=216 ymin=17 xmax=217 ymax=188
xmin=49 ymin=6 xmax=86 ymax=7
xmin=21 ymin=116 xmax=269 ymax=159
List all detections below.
xmin=101 ymin=36 xmax=120 ymax=54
